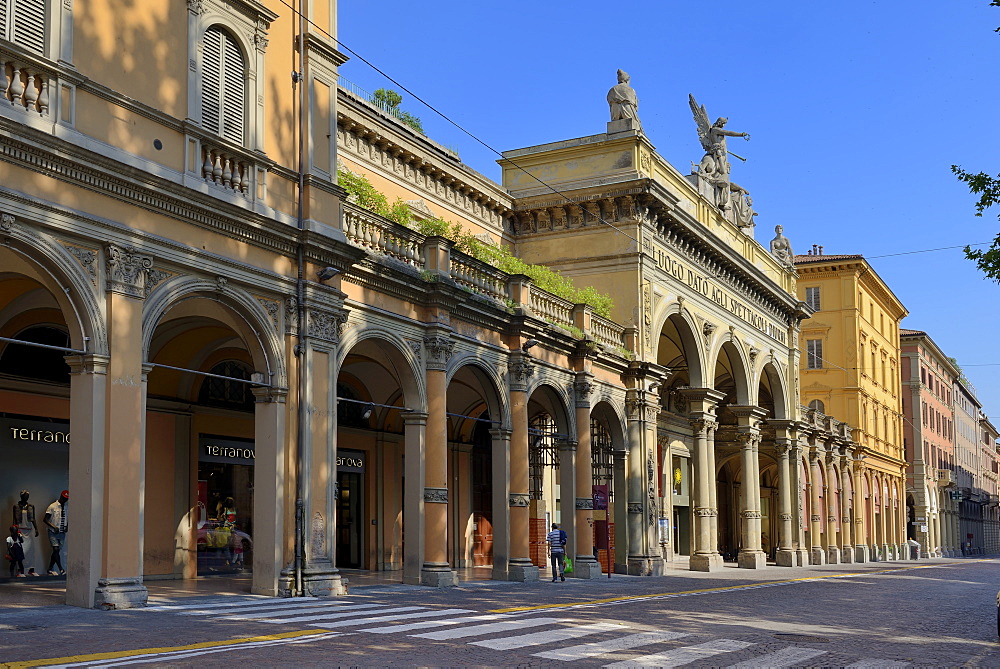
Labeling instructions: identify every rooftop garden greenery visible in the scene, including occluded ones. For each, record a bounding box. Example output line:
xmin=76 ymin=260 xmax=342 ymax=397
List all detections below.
xmin=372 ymin=88 xmax=424 ymax=135
xmin=337 ymin=168 xmax=614 ymax=318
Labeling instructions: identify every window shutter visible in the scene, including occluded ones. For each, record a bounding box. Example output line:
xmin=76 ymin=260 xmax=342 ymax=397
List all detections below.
xmin=221 ymin=32 xmax=245 ymax=144
xmin=201 ymin=25 xmax=246 ymax=145
xmin=11 ymin=0 xmax=45 ymax=52
xmin=201 ymin=27 xmax=223 ymax=136
xmin=0 ymin=0 xmax=8 ymax=41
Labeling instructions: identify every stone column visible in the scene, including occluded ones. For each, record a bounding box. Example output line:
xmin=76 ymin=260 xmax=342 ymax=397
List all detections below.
xmin=854 ymin=462 xmax=869 ymax=562
xmin=612 ymin=449 xmax=628 ymax=572
xmin=507 ymin=353 xmax=539 ymax=581
xmin=251 ymin=386 xmax=287 ymax=596
xmin=624 ymin=388 xmax=665 ymax=576
xmin=573 ymin=375 xmax=602 ymax=578
xmin=93 ymin=245 xmax=154 ymax=609
xmin=773 ymin=431 xmax=796 ymax=567
xmin=300 ymin=319 xmax=347 ymax=597
xmin=839 ymin=451 xmax=854 ymax=564
xmin=732 ymin=406 xmax=767 ymax=569
xmin=684 ymin=389 xmax=725 ymax=572
xmin=421 ymin=332 xmax=457 ymax=587
xmin=489 ymin=428 xmax=512 ymax=580
xmin=65 ymin=354 xmax=109 ymax=608
xmin=808 ymin=446 xmax=826 ymax=565
xmin=558 ymin=438 xmax=577 ymax=566
xmin=790 ymin=439 xmax=810 ymax=566
xmin=402 ymin=411 xmax=427 ymax=584
xmin=826 ymin=451 xmax=841 ymax=564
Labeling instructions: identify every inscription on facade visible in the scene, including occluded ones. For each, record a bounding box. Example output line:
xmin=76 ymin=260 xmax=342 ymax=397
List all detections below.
xmin=651 ymin=243 xmax=786 ymax=344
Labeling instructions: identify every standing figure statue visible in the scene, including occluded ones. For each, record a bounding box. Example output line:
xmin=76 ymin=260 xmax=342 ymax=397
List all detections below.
xmin=608 ymin=70 xmax=641 ymax=126
xmin=769 ymin=225 xmax=795 ymax=268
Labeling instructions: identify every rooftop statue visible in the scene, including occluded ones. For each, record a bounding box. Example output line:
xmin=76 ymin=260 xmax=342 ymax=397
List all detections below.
xmin=769 ymin=225 xmax=794 ymax=268
xmin=608 ymin=70 xmax=641 ymax=126
xmin=689 ymin=94 xmax=751 ymax=213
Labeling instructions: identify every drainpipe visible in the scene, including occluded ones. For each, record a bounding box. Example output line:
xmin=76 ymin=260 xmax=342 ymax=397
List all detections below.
xmin=292 ymin=0 xmax=307 ymax=597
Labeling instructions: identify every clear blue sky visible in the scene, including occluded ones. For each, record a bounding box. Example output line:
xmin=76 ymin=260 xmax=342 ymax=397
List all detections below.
xmin=338 ymin=1 xmax=1000 ymax=423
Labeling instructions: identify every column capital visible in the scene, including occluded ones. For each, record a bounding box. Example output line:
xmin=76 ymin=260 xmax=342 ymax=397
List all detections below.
xmin=252 ymin=386 xmax=288 ymax=403
xmin=65 ymin=353 xmax=110 ymax=375
xmin=729 ymin=405 xmax=769 ymax=428
xmin=105 ymin=243 xmax=158 ymax=298
xmin=679 ymin=387 xmax=726 ymax=414
xmin=423 ymin=332 xmax=454 ymax=371
xmin=401 ymin=410 xmax=429 ymax=426
xmin=507 ymin=351 xmax=534 ymax=392
xmin=574 ymin=372 xmax=595 ymax=408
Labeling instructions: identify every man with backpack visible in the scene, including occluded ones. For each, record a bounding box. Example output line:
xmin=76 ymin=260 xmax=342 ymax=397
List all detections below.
xmin=546 ymin=523 xmax=568 ymax=582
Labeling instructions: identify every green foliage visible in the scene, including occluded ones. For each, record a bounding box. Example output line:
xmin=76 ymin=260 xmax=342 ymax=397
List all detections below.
xmin=371 ymin=88 xmax=424 ymax=135
xmin=951 ymin=165 xmax=1000 ymax=282
xmin=372 ymin=88 xmax=402 ymax=109
xmin=336 ymin=169 xmax=614 ymax=315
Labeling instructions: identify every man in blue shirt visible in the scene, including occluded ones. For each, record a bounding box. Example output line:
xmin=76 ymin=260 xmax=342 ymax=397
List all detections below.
xmin=546 ymin=523 xmax=568 ymax=582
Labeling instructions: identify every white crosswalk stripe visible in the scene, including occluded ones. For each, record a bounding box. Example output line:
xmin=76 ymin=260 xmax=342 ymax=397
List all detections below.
xmin=604 ymin=638 xmax=755 ymax=669
xmin=360 ymin=614 xmax=505 ymax=633
xmin=413 ymin=617 xmax=571 ymax=640
xmin=178 ymin=600 xmax=345 ymax=616
xmin=313 ymin=608 xmax=475 ymax=629
xmin=846 ymin=661 xmax=910 ymax=668
xmin=471 ymin=622 xmax=626 ymax=650
xmin=254 ymin=606 xmax=426 ymax=624
xmin=726 ymin=646 xmax=827 ymax=668
xmin=533 ymin=631 xmax=690 ymax=662
xmin=144 ymin=597 xmax=320 ymax=612
xmin=226 ymin=603 xmax=392 ymax=620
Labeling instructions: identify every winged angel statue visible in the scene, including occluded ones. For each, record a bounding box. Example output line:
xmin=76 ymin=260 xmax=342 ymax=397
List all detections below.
xmin=688 ymin=94 xmax=755 ymax=226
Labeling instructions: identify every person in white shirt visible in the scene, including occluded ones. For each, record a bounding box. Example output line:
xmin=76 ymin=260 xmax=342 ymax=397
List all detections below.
xmin=43 ymin=490 xmax=68 ymax=576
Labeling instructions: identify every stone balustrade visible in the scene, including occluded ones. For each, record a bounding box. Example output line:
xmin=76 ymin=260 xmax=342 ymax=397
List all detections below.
xmin=343 ymin=201 xmax=423 ymax=269
xmin=591 ymin=313 xmax=625 ymax=350
xmin=1 ymin=52 xmax=51 ymax=116
xmin=200 ymin=142 xmax=253 ymax=196
xmin=530 ymin=287 xmax=575 ymax=330
xmin=450 ymin=250 xmax=508 ymax=303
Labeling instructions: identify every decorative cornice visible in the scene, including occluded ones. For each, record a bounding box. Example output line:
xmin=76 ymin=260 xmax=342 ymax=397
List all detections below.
xmin=575 ymin=497 xmax=594 ymax=510
xmin=307 ymin=307 xmax=348 ymax=343
xmin=627 ymin=503 xmax=643 ymax=514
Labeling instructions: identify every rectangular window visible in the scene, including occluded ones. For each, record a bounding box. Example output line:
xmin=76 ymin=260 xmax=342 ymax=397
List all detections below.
xmin=805 ymin=286 xmax=821 ymax=311
xmin=806 ymin=339 xmax=823 ymax=369
xmin=921 ymin=367 xmax=926 ymax=384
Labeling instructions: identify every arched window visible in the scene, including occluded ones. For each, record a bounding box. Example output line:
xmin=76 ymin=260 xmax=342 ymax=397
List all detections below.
xmin=202 ymin=25 xmax=246 ymax=144
xmin=0 ymin=326 xmax=69 ymax=383
xmin=808 ymin=399 xmax=825 ymax=414
xmin=1 ymin=0 xmax=46 ymax=53
xmin=198 ymin=360 xmax=254 ymax=411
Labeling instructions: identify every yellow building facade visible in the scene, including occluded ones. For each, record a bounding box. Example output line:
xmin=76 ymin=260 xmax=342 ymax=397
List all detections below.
xmin=795 ymin=252 xmax=909 ymax=560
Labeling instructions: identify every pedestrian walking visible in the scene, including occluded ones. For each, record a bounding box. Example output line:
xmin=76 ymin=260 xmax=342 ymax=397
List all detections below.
xmin=547 ymin=523 xmax=567 ymax=582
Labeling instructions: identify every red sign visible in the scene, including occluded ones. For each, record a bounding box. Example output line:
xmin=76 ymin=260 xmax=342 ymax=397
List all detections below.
xmin=592 ymin=484 xmax=609 ymax=511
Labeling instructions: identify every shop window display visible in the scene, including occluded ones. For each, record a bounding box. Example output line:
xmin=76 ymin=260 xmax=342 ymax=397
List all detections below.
xmin=197 ymin=436 xmax=254 ymax=575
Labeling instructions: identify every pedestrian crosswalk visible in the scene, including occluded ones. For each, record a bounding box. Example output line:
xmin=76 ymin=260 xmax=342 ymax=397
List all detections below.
xmin=143 ymin=596 xmax=912 ymax=667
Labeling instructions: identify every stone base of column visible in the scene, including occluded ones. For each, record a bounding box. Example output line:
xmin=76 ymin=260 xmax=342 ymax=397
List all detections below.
xmin=854 ymin=544 xmax=870 ymax=562
xmin=826 ymin=547 xmax=841 ymax=564
xmin=301 ymin=563 xmax=347 ymax=597
xmin=689 ymin=552 xmax=723 ymax=572
xmin=627 ymin=555 xmax=666 ymax=576
xmin=737 ymin=550 xmax=767 ymax=569
xmin=775 ymin=548 xmax=797 ymax=566
xmin=506 ymin=559 xmax=540 ymax=582
xmin=898 ymin=543 xmax=910 ymax=560
xmin=809 ymin=547 xmax=826 ymax=565
xmin=93 ymin=577 xmax=148 ymax=610
xmin=795 ymin=549 xmax=810 ymax=566
xmin=840 ymin=546 xmax=854 ymax=563
xmin=883 ymin=544 xmax=894 ymax=560
xmin=421 ymin=563 xmax=459 ymax=587
xmin=571 ymin=556 xmax=604 ymax=579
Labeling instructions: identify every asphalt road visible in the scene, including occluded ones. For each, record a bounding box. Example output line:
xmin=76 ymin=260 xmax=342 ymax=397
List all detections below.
xmin=2 ymin=558 xmax=999 ymax=667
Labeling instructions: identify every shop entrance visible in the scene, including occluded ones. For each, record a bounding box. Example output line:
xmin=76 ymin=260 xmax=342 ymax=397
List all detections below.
xmin=336 ymin=449 xmax=366 ymax=569
xmin=471 ymin=423 xmax=493 ymax=566
xmin=196 ymin=435 xmax=254 ymax=576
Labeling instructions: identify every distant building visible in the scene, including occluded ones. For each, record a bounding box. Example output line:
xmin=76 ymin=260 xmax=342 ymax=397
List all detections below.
xmin=899 ymin=329 xmax=960 ymax=556
xmin=795 ymin=250 xmax=909 ymax=561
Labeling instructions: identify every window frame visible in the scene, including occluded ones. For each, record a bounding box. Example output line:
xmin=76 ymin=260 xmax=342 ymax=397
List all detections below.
xmin=806 ymin=339 xmax=823 ymax=370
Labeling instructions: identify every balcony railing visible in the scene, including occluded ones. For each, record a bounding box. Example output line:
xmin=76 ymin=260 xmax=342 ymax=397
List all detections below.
xmin=340 ymin=203 xmax=632 ymax=354
xmin=1 ymin=47 xmax=52 ymax=117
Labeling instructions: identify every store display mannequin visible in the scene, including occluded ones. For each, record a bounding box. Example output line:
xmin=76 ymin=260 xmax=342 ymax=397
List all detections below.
xmin=43 ymin=490 xmax=68 ymax=576
xmin=7 ymin=525 xmax=25 ymax=577
xmin=12 ymin=490 xmax=39 ymax=576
